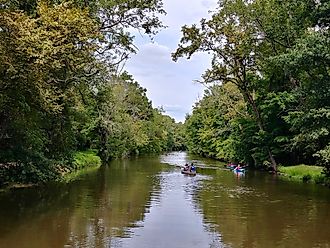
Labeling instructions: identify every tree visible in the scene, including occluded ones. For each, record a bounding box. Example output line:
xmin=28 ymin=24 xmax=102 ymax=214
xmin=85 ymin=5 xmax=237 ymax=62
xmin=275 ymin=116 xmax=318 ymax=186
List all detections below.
xmin=0 ymin=1 xmax=100 ymax=161
xmin=184 ymin=83 xmax=248 ymax=162
xmin=174 ymin=0 xmax=329 ymax=171
xmin=173 ymin=0 xmax=280 ymax=169
xmin=0 ymin=0 xmax=168 ymax=183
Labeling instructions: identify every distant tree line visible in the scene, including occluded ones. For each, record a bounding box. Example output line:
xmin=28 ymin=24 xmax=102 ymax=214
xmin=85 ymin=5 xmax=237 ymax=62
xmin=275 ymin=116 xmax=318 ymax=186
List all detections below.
xmin=0 ymin=0 xmax=185 ymax=185
xmin=174 ymin=0 xmax=330 ymax=175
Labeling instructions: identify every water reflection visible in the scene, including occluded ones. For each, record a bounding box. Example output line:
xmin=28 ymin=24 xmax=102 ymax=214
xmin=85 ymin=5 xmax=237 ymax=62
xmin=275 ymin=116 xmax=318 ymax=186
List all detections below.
xmin=0 ymin=158 xmax=163 ymax=248
xmin=160 ymin=151 xmax=226 ymax=169
xmin=195 ymin=169 xmax=330 ymax=248
xmin=113 ymin=171 xmax=224 ymax=248
xmin=0 ymin=153 xmax=329 ymax=248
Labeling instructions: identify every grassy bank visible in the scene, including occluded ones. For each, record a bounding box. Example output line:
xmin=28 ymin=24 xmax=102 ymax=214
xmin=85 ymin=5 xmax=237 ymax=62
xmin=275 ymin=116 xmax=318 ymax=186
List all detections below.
xmin=0 ymin=150 xmax=102 ymax=190
xmin=278 ymin=165 xmax=327 ymax=184
xmin=62 ymin=150 xmax=102 ymax=182
xmin=72 ymin=150 xmax=102 ymax=171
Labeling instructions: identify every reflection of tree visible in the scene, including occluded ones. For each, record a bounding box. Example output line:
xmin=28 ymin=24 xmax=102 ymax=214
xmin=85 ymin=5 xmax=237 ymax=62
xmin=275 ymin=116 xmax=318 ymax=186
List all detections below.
xmin=0 ymin=158 xmax=162 ymax=248
xmin=66 ymin=159 xmax=162 ymax=247
xmin=195 ymin=172 xmax=330 ymax=248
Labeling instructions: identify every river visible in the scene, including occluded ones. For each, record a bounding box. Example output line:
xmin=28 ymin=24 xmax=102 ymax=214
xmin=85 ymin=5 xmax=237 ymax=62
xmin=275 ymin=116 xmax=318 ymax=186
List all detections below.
xmin=0 ymin=152 xmax=329 ymax=248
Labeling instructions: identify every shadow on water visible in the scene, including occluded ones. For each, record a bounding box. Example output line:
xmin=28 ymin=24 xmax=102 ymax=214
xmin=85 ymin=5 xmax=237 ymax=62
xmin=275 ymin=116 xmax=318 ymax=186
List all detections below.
xmin=162 ymin=152 xmax=330 ymax=248
xmin=0 ymin=152 xmax=329 ymax=248
xmin=0 ymin=157 xmax=164 ymax=248
xmin=193 ymin=168 xmax=330 ymax=248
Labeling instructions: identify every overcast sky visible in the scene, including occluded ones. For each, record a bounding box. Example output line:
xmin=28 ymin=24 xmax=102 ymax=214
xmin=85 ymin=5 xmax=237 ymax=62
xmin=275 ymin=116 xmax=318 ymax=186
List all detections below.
xmin=125 ymin=0 xmax=218 ymax=123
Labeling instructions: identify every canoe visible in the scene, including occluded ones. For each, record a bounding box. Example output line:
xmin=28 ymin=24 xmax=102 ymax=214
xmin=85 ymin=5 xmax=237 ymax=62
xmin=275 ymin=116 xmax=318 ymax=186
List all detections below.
xmin=181 ymin=169 xmax=197 ymax=176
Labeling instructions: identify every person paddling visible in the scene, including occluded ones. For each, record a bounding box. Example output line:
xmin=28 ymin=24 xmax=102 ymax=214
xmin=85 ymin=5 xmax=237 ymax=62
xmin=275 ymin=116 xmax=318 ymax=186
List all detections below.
xmin=190 ymin=162 xmax=196 ymax=172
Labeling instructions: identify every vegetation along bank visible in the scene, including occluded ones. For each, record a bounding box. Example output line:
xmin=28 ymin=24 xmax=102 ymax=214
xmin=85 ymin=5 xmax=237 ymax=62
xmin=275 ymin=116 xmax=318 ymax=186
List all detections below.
xmin=0 ymin=0 xmax=185 ymax=187
xmin=172 ymin=0 xmax=330 ymax=185
xmin=1 ymin=0 xmax=329 ymax=187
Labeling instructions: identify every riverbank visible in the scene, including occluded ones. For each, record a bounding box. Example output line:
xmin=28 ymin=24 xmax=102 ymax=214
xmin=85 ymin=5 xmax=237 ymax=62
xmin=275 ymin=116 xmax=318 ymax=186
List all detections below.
xmin=63 ymin=150 xmax=102 ymax=182
xmin=278 ymin=165 xmax=329 ymax=186
xmin=72 ymin=150 xmax=102 ymax=172
xmin=2 ymin=151 xmax=330 ymax=248
xmin=0 ymin=150 xmax=102 ymax=191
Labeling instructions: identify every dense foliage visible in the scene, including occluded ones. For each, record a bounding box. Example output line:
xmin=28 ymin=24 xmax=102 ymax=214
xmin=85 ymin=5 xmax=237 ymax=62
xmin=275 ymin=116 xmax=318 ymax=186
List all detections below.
xmin=0 ymin=0 xmax=184 ymax=185
xmin=174 ymin=0 xmax=330 ymax=173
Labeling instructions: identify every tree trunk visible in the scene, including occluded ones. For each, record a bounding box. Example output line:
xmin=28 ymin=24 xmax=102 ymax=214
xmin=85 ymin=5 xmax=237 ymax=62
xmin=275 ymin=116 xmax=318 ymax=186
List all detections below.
xmin=243 ymin=90 xmax=278 ymax=171
xmin=267 ymin=147 xmax=277 ymax=172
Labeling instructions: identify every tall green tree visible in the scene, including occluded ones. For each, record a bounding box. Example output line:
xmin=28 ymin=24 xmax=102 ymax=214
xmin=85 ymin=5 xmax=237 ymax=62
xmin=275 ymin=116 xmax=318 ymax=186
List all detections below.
xmin=174 ymin=0 xmax=329 ymax=170
xmin=0 ymin=1 xmax=100 ymax=162
xmin=0 ymin=0 xmax=168 ymax=184
xmin=185 ymin=83 xmax=247 ymax=162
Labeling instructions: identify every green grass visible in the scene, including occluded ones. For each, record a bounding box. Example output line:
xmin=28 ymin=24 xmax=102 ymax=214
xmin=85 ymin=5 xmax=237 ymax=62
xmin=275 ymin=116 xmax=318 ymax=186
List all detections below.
xmin=0 ymin=150 xmax=102 ymax=189
xmin=73 ymin=150 xmax=102 ymax=170
xmin=62 ymin=164 xmax=100 ymax=183
xmin=278 ymin=165 xmax=326 ymax=184
xmin=62 ymin=150 xmax=102 ymax=182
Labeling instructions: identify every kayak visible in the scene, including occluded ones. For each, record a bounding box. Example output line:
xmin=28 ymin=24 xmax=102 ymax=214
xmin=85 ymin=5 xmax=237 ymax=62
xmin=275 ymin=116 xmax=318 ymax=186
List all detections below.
xmin=181 ymin=169 xmax=197 ymax=176
xmin=227 ymin=165 xmax=236 ymax=170
xmin=226 ymin=164 xmax=238 ymax=170
xmin=233 ymin=168 xmax=245 ymax=173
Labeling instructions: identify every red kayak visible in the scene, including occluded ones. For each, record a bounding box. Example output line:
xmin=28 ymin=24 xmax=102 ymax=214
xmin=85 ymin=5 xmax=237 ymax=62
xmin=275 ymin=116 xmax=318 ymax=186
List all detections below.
xmin=181 ymin=169 xmax=197 ymax=176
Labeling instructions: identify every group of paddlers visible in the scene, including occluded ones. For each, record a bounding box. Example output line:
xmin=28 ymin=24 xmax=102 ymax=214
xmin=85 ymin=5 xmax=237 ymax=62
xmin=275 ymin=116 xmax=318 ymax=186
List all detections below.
xmin=183 ymin=162 xmax=196 ymax=172
xmin=226 ymin=163 xmax=247 ymax=171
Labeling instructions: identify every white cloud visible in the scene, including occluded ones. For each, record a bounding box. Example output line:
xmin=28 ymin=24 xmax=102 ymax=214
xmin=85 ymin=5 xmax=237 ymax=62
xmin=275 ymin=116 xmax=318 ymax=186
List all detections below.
xmin=162 ymin=0 xmax=217 ymax=28
xmin=201 ymin=0 xmax=217 ymax=8
xmin=138 ymin=42 xmax=171 ymax=61
xmin=125 ymin=0 xmax=218 ymax=122
xmin=128 ymin=42 xmax=172 ymax=73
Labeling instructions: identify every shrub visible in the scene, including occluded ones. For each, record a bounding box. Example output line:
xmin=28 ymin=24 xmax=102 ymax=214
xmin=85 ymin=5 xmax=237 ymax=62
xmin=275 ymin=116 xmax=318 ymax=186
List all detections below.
xmin=302 ymin=174 xmax=312 ymax=183
xmin=279 ymin=165 xmax=325 ymax=184
xmin=73 ymin=150 xmax=102 ymax=170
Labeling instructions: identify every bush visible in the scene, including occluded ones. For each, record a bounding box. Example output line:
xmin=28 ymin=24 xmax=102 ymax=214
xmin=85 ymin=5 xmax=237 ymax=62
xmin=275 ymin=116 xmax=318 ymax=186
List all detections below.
xmin=279 ymin=165 xmax=325 ymax=184
xmin=0 ymin=159 xmax=61 ymax=185
xmin=314 ymin=145 xmax=330 ymax=177
xmin=314 ymin=174 xmax=325 ymax=184
xmin=73 ymin=150 xmax=102 ymax=170
xmin=302 ymin=174 xmax=312 ymax=183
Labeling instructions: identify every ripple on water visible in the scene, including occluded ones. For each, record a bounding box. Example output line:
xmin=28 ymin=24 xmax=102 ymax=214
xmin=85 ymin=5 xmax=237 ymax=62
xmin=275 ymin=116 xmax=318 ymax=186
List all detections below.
xmin=160 ymin=151 xmax=188 ymax=167
xmin=2 ymin=152 xmax=330 ymax=248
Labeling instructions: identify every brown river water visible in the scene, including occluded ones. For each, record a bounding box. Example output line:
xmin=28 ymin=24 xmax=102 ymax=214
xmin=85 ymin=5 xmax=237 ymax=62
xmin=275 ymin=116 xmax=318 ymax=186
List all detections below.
xmin=0 ymin=152 xmax=329 ymax=248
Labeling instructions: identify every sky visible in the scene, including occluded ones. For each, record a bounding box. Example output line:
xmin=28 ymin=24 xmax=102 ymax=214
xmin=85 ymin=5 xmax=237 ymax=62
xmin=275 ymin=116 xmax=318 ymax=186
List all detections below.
xmin=125 ymin=0 xmax=218 ymax=123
